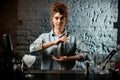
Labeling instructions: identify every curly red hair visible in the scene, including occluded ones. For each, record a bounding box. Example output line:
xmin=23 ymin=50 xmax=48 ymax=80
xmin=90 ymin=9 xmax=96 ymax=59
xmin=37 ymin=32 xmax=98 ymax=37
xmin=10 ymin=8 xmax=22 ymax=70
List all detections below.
xmin=50 ymin=2 xmax=68 ymax=26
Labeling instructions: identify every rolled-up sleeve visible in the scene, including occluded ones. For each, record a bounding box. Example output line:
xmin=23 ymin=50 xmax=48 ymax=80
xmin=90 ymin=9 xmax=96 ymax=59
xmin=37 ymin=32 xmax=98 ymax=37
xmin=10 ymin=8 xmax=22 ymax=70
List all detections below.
xmin=30 ymin=34 xmax=44 ymax=53
xmin=75 ymin=37 xmax=90 ymax=61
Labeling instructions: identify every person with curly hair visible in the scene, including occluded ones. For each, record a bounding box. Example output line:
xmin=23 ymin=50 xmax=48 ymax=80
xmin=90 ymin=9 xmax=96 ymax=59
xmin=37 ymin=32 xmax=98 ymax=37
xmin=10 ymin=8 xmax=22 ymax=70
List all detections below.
xmin=30 ymin=2 xmax=89 ymax=70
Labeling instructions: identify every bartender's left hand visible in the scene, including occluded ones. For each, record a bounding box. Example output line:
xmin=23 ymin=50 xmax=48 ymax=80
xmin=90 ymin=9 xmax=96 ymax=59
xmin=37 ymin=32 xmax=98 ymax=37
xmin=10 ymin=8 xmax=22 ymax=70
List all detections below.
xmin=51 ymin=55 xmax=68 ymax=62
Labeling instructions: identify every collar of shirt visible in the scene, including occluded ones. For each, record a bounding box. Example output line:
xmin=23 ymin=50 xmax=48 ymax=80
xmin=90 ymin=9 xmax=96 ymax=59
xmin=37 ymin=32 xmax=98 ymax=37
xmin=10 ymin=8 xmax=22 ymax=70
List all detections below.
xmin=50 ymin=29 xmax=68 ymax=37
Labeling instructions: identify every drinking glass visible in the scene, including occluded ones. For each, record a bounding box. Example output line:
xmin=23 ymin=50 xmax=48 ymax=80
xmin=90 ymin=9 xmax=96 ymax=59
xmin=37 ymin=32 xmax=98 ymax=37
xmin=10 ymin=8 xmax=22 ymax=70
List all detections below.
xmin=22 ymin=54 xmax=36 ymax=78
xmin=94 ymin=54 xmax=110 ymax=74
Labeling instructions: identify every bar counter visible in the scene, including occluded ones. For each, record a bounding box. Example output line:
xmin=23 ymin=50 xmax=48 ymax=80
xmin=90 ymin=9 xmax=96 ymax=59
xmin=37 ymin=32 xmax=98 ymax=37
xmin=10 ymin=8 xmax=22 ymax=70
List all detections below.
xmin=23 ymin=70 xmax=88 ymax=80
xmin=14 ymin=70 xmax=111 ymax=80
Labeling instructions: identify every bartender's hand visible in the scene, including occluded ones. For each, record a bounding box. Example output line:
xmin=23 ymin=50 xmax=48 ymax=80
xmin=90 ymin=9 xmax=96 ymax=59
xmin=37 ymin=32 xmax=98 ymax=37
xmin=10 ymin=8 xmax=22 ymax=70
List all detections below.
xmin=51 ymin=55 xmax=68 ymax=62
xmin=40 ymin=35 xmax=69 ymax=50
xmin=54 ymin=35 xmax=69 ymax=45
xmin=52 ymin=54 xmax=83 ymax=62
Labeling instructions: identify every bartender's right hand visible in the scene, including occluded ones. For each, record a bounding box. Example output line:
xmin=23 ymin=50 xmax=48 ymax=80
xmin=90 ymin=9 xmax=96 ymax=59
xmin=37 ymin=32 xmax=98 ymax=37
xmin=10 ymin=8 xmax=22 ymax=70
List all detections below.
xmin=54 ymin=35 xmax=69 ymax=45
